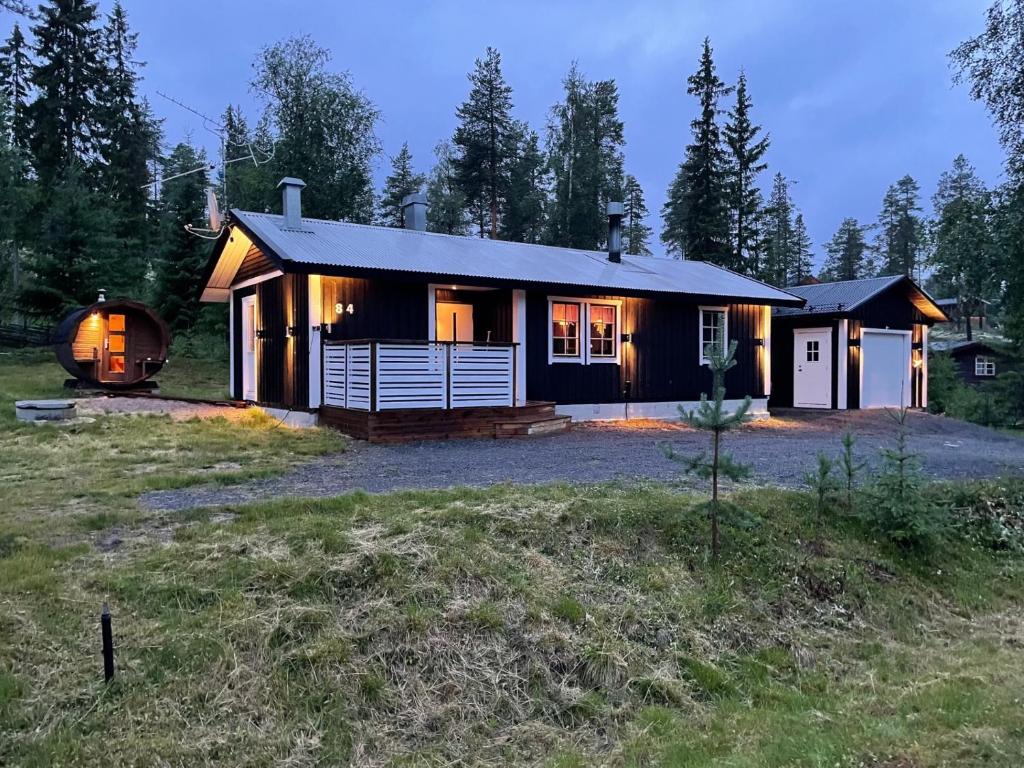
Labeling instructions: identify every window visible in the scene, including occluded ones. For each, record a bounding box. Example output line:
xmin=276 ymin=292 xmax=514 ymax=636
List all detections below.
xmin=548 ymin=298 xmax=622 ymax=364
xmin=551 ymin=301 xmax=581 ymax=358
xmin=700 ymin=307 xmax=727 ymax=363
xmin=806 ymin=340 xmax=819 ymax=362
xmin=589 ymin=304 xmax=617 ymax=358
xmin=976 ymin=355 xmax=996 ymax=377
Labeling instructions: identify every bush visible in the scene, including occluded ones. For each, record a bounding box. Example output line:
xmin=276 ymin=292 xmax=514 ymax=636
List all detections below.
xmin=944 ymin=479 xmax=1024 ymax=552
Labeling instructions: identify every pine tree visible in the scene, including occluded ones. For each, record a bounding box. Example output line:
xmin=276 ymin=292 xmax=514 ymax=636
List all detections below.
xmin=788 ymin=213 xmax=814 ymax=285
xmin=760 ymin=173 xmax=795 ymax=286
xmin=622 ymin=173 xmax=652 ymax=255
xmin=0 ymin=23 xmax=32 ymax=151
xmin=252 ymin=36 xmax=381 ymax=223
xmin=930 ymin=155 xmax=992 ymax=341
xmin=453 ymin=47 xmax=515 ymax=238
xmin=877 ymin=175 xmax=926 ymax=278
xmin=722 ymin=69 xmax=769 ymax=274
xmin=501 ymin=122 xmax=547 ymax=243
xmin=95 ymin=0 xmax=161 ymax=297
xmin=152 ymin=142 xmax=211 ymax=331
xmin=663 ymin=340 xmax=752 ymax=559
xmin=662 ymin=38 xmax=732 ymax=261
xmin=29 ymin=0 xmax=107 ymax=186
xmin=820 ymin=218 xmax=871 ymax=282
xmin=545 ymin=63 xmax=625 ymax=249
xmin=379 ymin=142 xmax=426 ymax=227
xmin=426 ymin=139 xmax=469 ymax=235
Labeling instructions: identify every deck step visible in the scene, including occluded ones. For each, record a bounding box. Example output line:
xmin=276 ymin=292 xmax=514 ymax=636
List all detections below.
xmin=494 ymin=415 xmax=572 ymax=437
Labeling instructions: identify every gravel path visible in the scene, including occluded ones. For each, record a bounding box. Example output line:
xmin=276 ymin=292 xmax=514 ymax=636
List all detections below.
xmin=142 ymin=409 xmax=1024 ymax=512
xmin=75 ymin=396 xmax=250 ymax=421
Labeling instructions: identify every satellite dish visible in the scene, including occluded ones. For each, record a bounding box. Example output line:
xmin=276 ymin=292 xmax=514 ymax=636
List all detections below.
xmin=206 ymin=187 xmax=221 ymax=231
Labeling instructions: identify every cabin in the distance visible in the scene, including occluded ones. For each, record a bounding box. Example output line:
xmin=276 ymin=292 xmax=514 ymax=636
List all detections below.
xmin=198 ymin=177 xmax=803 ymax=440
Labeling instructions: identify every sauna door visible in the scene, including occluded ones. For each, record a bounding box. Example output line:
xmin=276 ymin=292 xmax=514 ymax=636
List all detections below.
xmin=102 ymin=313 xmax=128 ymax=382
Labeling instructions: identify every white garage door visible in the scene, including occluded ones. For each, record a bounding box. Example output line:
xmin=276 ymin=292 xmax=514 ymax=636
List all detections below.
xmin=861 ymin=330 xmax=911 ymax=408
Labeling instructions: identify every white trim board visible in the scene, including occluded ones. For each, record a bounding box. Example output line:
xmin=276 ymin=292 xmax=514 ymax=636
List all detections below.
xmin=556 ymin=398 xmax=770 ymax=422
xmin=308 ymin=274 xmax=322 ymax=408
xmin=837 ymin=319 xmax=848 ymax=410
xmin=231 ymin=269 xmax=285 ymax=291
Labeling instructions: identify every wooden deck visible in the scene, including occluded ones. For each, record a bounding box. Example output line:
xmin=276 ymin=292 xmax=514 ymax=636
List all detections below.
xmin=318 ymin=401 xmax=570 ymax=442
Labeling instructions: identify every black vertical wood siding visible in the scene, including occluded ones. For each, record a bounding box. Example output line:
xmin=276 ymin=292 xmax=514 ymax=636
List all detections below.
xmin=232 ymin=275 xmax=309 ymax=409
xmin=525 ymin=291 xmax=767 ymax=404
xmin=321 ymin=276 xmax=428 ymax=341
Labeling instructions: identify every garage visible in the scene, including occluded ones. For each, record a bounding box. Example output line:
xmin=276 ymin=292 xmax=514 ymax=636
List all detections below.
xmin=770 ymin=275 xmax=946 ymax=411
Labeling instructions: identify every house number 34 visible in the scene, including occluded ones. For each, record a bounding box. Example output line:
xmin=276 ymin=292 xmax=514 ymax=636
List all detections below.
xmin=335 ymin=303 xmax=355 ymax=316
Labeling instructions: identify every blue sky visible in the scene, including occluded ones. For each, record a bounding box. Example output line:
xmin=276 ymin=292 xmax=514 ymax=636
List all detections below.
xmin=3 ymin=1 xmax=1006 ymax=265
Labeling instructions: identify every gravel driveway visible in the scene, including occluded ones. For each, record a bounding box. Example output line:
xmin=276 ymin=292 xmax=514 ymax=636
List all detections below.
xmin=143 ymin=409 xmax=1024 ymax=512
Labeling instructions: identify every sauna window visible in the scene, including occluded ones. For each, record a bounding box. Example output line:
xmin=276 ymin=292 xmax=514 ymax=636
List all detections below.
xmin=108 ymin=335 xmax=125 ymax=353
xmin=109 ymin=356 xmax=125 ymax=374
xmin=108 ymin=314 xmax=125 ymax=332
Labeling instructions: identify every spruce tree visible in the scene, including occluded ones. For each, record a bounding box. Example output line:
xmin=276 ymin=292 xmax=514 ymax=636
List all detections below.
xmin=760 ymin=173 xmax=795 ymax=286
xmin=722 ymin=69 xmax=769 ymax=274
xmin=0 ymin=23 xmax=31 ymax=151
xmin=789 ymin=213 xmax=814 ymax=285
xmin=877 ymin=175 xmax=926 ymax=278
xmin=218 ymin=105 xmax=272 ymax=212
xmin=662 ymin=38 xmax=732 ymax=262
xmin=252 ymin=36 xmax=381 ymax=223
xmin=453 ymin=47 xmax=515 ymax=238
xmin=152 ymin=143 xmax=211 ymax=331
xmin=623 ymin=174 xmax=652 ymax=255
xmin=820 ymin=218 xmax=871 ymax=282
xmin=930 ymin=155 xmax=992 ymax=341
xmin=545 ymin=63 xmax=625 ymax=250
xmin=0 ymin=102 xmax=33 ymax=320
xmin=426 ymin=139 xmax=469 ymax=235
xmin=95 ymin=0 xmax=161 ymax=297
xmin=663 ymin=340 xmax=751 ymax=559
xmin=379 ymin=142 xmax=426 ymax=227
xmin=29 ymin=0 xmax=107 ymax=186
xmin=501 ymin=122 xmax=547 ymax=244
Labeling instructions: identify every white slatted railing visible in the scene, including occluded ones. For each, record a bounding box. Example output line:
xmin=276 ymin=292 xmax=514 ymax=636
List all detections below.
xmin=450 ymin=344 xmax=515 ymax=407
xmin=322 ymin=340 xmax=515 ymax=411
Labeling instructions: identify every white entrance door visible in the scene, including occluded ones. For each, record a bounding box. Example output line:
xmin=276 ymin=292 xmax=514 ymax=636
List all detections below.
xmin=793 ymin=328 xmax=832 ymax=408
xmin=861 ymin=329 xmax=911 ymax=408
xmin=241 ymin=295 xmax=257 ymax=401
xmin=435 ymin=302 xmax=474 ymax=342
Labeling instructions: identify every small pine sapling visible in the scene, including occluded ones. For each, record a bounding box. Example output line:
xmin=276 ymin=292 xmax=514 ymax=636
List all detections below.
xmin=838 ymin=430 xmax=865 ymax=513
xmin=805 ymin=452 xmax=839 ymax=550
xmin=663 ymin=340 xmax=751 ymax=559
xmin=868 ymin=408 xmax=944 ymax=548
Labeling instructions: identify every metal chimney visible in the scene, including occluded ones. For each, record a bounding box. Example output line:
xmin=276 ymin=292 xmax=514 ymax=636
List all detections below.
xmin=277 ymin=177 xmax=306 ymax=230
xmin=401 ymin=193 xmax=427 ymax=231
xmin=607 ymin=201 xmax=624 ymax=263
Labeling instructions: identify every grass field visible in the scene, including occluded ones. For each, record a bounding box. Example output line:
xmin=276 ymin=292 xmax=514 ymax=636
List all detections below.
xmin=1 ymin=349 xmax=1023 ymax=766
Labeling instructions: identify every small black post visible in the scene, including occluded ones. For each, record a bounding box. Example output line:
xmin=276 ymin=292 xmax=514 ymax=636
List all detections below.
xmin=101 ymin=602 xmax=114 ymax=682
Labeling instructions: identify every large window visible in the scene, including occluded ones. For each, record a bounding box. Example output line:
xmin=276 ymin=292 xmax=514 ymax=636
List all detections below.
xmin=548 ymin=298 xmax=621 ymax=364
xmin=975 ymin=355 xmax=996 ymax=377
xmin=700 ymin=307 xmax=728 ymax=363
xmin=551 ymin=301 xmax=581 ymax=359
xmin=589 ymin=304 xmax=617 ymax=359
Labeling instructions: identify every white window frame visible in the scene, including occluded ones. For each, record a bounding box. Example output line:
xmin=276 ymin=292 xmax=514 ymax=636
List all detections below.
xmin=975 ymin=355 xmax=996 ymax=377
xmin=547 ymin=296 xmax=622 ymax=365
xmin=698 ymin=306 xmax=729 ymax=365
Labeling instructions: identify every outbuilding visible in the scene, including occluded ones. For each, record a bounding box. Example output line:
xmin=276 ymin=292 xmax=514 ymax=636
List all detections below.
xmin=930 ymin=339 xmax=1009 ymax=386
xmin=770 ymin=276 xmax=947 ymax=410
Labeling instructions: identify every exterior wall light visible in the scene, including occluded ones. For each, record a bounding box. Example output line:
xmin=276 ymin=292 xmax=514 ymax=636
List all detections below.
xmin=286 ymin=325 xmax=301 ymax=338
xmin=848 ymin=338 xmax=861 ymax=347
xmin=620 ymin=332 xmax=633 ymax=343
xmin=752 ymin=337 xmax=764 ymax=346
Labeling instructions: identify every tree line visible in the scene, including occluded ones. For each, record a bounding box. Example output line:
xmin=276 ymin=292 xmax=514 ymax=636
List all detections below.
xmin=0 ymin=0 xmax=1021 ymax=350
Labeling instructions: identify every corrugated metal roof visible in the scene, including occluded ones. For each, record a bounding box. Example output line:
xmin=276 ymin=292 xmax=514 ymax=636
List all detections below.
xmin=773 ymin=276 xmax=906 ymax=316
xmin=229 ymin=210 xmax=803 ymax=305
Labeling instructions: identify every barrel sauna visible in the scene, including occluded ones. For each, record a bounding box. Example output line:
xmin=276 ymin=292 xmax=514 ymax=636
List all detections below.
xmin=55 ymin=299 xmax=171 ymax=389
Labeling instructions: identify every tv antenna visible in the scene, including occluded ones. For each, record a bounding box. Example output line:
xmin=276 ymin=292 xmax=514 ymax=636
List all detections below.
xmin=142 ymin=90 xmax=276 ymax=238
